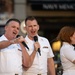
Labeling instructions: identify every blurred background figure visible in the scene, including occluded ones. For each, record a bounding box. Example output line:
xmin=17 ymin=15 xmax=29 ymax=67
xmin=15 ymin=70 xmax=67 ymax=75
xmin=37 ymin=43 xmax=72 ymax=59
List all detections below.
xmin=56 ymin=26 xmax=75 ymax=75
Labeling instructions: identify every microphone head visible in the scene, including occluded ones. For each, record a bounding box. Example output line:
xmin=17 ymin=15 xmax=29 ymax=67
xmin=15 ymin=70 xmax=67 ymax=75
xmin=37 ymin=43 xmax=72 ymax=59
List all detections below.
xmin=34 ymin=36 xmax=38 ymax=42
xmin=16 ymin=35 xmax=20 ymax=38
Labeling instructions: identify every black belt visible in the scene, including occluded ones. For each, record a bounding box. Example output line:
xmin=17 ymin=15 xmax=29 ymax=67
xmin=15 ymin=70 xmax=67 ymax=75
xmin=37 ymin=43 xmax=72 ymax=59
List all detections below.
xmin=37 ymin=74 xmax=41 ymax=75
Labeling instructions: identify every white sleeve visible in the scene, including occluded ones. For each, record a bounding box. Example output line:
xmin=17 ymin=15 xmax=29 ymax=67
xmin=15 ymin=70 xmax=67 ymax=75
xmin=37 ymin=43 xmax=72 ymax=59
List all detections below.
xmin=62 ymin=45 xmax=75 ymax=62
xmin=46 ymin=39 xmax=54 ymax=58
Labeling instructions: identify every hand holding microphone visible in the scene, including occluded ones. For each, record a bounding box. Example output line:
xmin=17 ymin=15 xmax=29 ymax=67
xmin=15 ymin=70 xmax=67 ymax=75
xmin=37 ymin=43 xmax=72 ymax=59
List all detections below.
xmin=34 ymin=36 xmax=41 ymax=56
xmin=16 ymin=35 xmax=29 ymax=50
xmin=10 ymin=36 xmax=24 ymax=44
xmin=34 ymin=42 xmax=40 ymax=51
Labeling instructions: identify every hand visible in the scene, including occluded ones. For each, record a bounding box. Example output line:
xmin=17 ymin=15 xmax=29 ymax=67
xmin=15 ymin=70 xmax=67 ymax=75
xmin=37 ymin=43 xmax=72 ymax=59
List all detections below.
xmin=34 ymin=42 xmax=40 ymax=51
xmin=10 ymin=36 xmax=25 ymax=44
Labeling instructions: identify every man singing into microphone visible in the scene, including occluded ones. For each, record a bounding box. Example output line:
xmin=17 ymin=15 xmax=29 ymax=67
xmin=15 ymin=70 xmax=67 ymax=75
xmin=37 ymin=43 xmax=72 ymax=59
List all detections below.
xmin=23 ymin=16 xmax=56 ymax=75
xmin=0 ymin=18 xmax=31 ymax=75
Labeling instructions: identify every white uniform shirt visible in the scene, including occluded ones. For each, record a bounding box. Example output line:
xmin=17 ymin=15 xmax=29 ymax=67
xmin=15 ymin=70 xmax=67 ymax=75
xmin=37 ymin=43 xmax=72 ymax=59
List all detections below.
xmin=60 ymin=42 xmax=75 ymax=75
xmin=24 ymin=35 xmax=54 ymax=74
xmin=0 ymin=35 xmax=22 ymax=74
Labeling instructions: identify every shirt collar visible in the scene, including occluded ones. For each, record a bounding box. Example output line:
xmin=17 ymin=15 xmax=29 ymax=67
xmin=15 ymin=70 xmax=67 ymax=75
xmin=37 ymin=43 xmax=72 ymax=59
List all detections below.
xmin=0 ymin=35 xmax=8 ymax=41
xmin=25 ymin=35 xmax=39 ymax=41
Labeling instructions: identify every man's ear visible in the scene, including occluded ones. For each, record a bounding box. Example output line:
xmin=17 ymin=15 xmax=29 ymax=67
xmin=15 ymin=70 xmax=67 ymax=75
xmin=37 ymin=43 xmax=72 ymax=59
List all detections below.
xmin=5 ymin=25 xmax=8 ymax=31
xmin=37 ymin=24 xmax=39 ymax=30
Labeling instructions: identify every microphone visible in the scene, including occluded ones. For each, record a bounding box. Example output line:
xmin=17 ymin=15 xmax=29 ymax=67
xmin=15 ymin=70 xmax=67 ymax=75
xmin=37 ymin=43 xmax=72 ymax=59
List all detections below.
xmin=17 ymin=35 xmax=29 ymax=50
xmin=33 ymin=36 xmax=41 ymax=56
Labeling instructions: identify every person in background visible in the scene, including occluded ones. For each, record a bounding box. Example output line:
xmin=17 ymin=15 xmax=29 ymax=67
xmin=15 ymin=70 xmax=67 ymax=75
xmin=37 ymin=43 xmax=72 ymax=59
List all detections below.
xmin=23 ymin=16 xmax=56 ymax=75
xmin=0 ymin=18 xmax=30 ymax=75
xmin=56 ymin=26 xmax=75 ymax=75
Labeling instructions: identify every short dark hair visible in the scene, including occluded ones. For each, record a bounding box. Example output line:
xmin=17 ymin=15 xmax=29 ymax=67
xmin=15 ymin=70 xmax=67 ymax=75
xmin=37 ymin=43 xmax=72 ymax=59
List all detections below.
xmin=5 ymin=18 xmax=21 ymax=26
xmin=25 ymin=16 xmax=37 ymax=25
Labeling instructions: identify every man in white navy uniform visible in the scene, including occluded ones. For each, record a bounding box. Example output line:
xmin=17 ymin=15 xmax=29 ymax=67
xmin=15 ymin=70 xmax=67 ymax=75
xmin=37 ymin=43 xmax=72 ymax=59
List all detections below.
xmin=0 ymin=19 xmax=30 ymax=75
xmin=23 ymin=16 xmax=56 ymax=75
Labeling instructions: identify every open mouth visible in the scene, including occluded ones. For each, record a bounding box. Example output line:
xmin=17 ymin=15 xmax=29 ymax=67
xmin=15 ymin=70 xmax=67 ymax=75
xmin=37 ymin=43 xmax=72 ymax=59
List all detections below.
xmin=31 ymin=31 xmax=35 ymax=34
xmin=13 ymin=32 xmax=17 ymax=35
